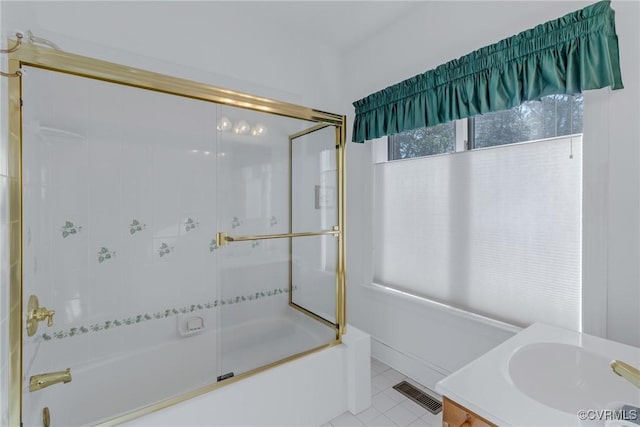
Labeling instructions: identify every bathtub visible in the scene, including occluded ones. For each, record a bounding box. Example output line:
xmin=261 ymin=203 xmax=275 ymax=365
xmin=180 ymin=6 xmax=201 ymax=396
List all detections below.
xmin=22 ymin=298 xmax=369 ymax=427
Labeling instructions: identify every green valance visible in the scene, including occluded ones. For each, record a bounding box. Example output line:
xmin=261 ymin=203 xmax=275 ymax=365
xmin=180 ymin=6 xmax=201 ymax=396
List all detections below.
xmin=352 ymin=0 xmax=623 ymax=143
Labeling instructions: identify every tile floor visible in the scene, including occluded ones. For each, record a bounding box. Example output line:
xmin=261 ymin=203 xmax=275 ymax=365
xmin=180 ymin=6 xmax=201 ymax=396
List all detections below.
xmin=323 ymin=358 xmax=443 ymax=427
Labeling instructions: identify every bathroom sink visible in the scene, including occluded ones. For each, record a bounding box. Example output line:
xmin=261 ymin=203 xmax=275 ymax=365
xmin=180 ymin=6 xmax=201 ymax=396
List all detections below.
xmin=437 ymin=324 xmax=640 ymax=426
xmin=508 ymin=342 xmax=640 ymax=415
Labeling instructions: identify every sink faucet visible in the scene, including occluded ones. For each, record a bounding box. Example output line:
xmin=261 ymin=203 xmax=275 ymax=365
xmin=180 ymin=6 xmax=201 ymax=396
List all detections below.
xmin=611 ymin=360 xmax=640 ymax=389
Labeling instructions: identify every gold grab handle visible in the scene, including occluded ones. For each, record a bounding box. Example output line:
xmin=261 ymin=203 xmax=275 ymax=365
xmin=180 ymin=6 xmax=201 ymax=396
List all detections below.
xmin=26 ymin=295 xmax=55 ymax=337
xmin=29 ymin=368 xmax=72 ymax=392
xmin=217 ymin=226 xmax=341 ymax=247
xmin=611 ymin=360 xmax=640 ymax=388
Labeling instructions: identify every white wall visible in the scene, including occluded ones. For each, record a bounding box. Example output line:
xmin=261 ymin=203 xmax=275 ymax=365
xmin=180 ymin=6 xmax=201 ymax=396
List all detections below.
xmin=1 ymin=1 xmax=344 ymax=109
xmin=342 ymin=0 xmax=640 ymax=387
xmin=593 ymin=0 xmax=640 ymax=344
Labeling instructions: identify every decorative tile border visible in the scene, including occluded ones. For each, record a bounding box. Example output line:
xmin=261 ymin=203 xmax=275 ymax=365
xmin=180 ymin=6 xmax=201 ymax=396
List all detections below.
xmin=40 ymin=286 xmax=295 ymax=342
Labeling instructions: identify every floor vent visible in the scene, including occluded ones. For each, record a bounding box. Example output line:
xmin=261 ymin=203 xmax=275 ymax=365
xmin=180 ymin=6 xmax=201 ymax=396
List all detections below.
xmin=392 ymin=381 xmax=442 ymax=415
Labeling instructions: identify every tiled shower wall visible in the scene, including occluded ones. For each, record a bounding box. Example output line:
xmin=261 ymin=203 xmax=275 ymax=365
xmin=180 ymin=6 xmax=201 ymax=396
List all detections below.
xmin=19 ymin=65 xmax=338 ymax=367
xmin=3 ymin=61 xmax=340 ymax=424
xmin=20 ymin=68 xmax=221 ymax=369
xmin=0 ymin=0 xmax=350 ymax=416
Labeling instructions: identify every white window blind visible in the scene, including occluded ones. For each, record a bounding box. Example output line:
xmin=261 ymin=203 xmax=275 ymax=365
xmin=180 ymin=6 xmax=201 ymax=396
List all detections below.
xmin=373 ymin=136 xmax=582 ymax=329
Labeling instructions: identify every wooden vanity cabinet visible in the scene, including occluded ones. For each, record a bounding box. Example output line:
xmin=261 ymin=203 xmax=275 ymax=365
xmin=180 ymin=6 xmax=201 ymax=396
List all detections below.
xmin=442 ymin=397 xmax=497 ymax=427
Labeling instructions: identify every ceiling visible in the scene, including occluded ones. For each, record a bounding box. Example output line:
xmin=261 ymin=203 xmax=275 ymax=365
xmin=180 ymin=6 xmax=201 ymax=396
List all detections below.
xmin=8 ymin=1 xmax=427 ymax=57
xmin=214 ymin=1 xmax=428 ymax=53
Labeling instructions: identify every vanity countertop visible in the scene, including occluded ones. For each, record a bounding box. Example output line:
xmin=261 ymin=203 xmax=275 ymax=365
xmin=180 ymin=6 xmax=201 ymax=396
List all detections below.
xmin=435 ymin=322 xmax=640 ymax=426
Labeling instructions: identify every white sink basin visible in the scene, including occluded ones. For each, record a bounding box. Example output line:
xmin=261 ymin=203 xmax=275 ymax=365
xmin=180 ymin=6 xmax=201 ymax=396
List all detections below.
xmin=508 ymin=342 xmax=640 ymax=415
xmin=437 ymin=324 xmax=640 ymax=426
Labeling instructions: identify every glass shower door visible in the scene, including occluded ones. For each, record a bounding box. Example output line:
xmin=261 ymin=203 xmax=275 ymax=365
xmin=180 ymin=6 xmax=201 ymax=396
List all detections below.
xmin=216 ymin=110 xmax=340 ymax=379
xmin=20 ymin=66 xmax=221 ymax=427
xmin=11 ymin=42 xmax=345 ymax=427
xmin=289 ymin=125 xmax=339 ymax=326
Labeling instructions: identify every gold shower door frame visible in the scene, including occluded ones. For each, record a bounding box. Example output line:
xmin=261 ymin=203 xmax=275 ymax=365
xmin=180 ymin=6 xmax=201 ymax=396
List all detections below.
xmin=6 ymin=42 xmax=346 ymax=426
xmin=287 ymin=124 xmax=346 ymax=331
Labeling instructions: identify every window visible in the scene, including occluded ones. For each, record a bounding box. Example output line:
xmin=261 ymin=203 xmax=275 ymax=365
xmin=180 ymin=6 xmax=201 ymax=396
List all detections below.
xmin=471 ymin=95 xmax=583 ymax=148
xmin=375 ymin=94 xmax=583 ymax=330
xmin=387 ymin=95 xmax=583 ymax=160
xmin=388 ymin=122 xmax=456 ymax=159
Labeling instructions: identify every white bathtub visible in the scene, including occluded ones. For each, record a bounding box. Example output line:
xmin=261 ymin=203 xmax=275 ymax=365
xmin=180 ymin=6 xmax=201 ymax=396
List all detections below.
xmin=121 ymin=341 xmax=351 ymax=427
xmin=22 ymin=301 xmax=368 ymax=427
xmin=120 ymin=324 xmax=371 ymax=427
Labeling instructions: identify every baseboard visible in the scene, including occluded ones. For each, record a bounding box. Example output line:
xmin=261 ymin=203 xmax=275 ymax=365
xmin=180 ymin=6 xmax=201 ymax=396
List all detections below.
xmin=371 ymin=337 xmax=450 ymax=391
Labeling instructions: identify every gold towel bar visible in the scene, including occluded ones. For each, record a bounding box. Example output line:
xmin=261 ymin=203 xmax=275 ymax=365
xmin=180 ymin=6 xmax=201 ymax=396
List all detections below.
xmin=217 ymin=226 xmax=340 ymax=247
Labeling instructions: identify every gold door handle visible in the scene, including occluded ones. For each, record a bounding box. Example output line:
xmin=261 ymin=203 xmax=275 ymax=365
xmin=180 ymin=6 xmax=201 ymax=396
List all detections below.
xmin=26 ymin=295 xmax=55 ymax=337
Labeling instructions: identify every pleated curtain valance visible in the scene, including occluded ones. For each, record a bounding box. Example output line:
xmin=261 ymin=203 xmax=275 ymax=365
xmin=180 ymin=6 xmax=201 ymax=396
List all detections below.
xmin=352 ymin=0 xmax=623 ymax=143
